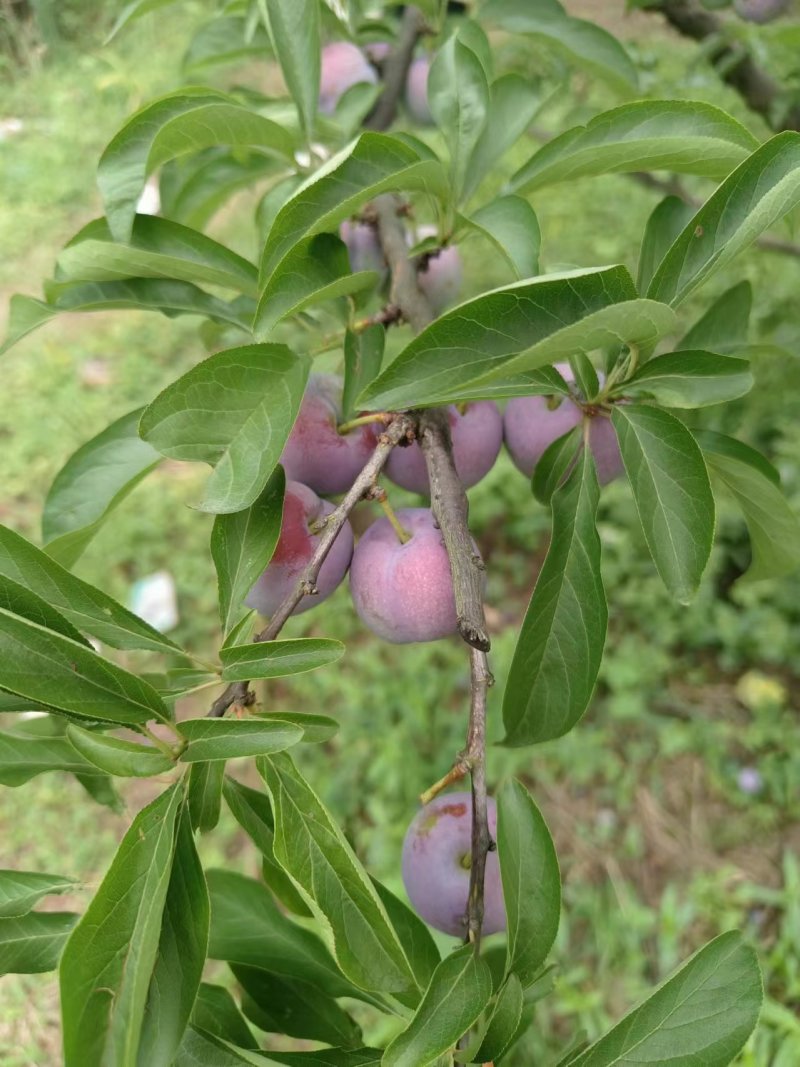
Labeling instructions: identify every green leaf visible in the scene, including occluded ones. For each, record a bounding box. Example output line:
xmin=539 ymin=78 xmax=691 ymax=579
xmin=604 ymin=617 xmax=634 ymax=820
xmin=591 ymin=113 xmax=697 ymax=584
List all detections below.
xmin=190 ymin=983 xmax=258 ymax=1049
xmin=221 ymin=777 xmax=311 ymax=916
xmin=66 ymin=724 xmax=176 ymax=777
xmin=56 ymin=216 xmax=259 ymax=297
xmin=462 ymin=74 xmax=543 ymax=203
xmin=234 ymin=964 xmax=362 ymax=1047
xmin=428 ymin=35 xmax=490 ymax=203
xmin=461 ymin=196 xmax=540 ymax=279
xmin=342 ymin=325 xmax=385 ymax=421
xmin=0 ymin=609 xmax=172 ymax=726
xmin=259 ymin=132 xmax=447 ymax=284
xmin=251 ymin=711 xmax=339 ymax=743
xmin=0 ymin=729 xmax=103 ymax=786
xmin=0 ymin=524 xmax=181 ymax=653
xmin=0 ymin=911 xmax=77 ymax=975
xmin=637 ymin=196 xmax=695 ymax=295
xmin=382 ymin=946 xmax=493 ymax=1067
xmin=265 ymin=0 xmax=320 ymax=142
xmin=676 ymin=280 xmax=753 ymax=353
xmin=254 ymin=233 xmax=379 ymax=338
xmin=160 ymin=150 xmax=281 ymax=230
xmin=697 ymin=431 xmax=800 ymax=581
xmin=182 ymin=16 xmax=273 ymax=76
xmin=178 ymin=718 xmax=303 ymax=762
xmin=211 ymin=467 xmax=285 ymax=636
xmin=140 ymin=344 xmax=309 ymax=514
xmin=0 ymin=574 xmax=91 ymax=646
xmin=206 ymin=868 xmax=364 ymax=1000
xmin=60 ymin=784 xmax=183 ymax=1067
xmin=569 ymin=931 xmax=761 ymax=1067
xmin=503 ymin=449 xmax=606 ymax=745
xmin=612 ymin=405 xmax=715 ymax=602
xmin=138 ymin=810 xmax=210 ymax=1067
xmin=371 ymin=879 xmax=441 ymax=993
xmin=220 ymin=638 xmax=345 ymax=682
xmin=42 ymin=408 xmax=161 ymax=569
xmin=532 ymin=427 xmax=583 ymax=506
xmin=620 ymin=351 xmax=754 ymax=407
xmin=510 ymin=100 xmax=757 ymax=194
xmin=481 ymin=0 xmax=638 ymax=92
xmin=98 ymin=89 xmax=293 ymax=243
xmin=648 ymin=132 xmax=800 ymax=306
xmin=473 ymin=974 xmax=525 ymax=1064
xmin=187 ymin=760 xmax=226 ymax=833
xmin=0 ymin=870 xmax=78 ymax=918
xmin=497 ymin=780 xmax=561 ymax=986
xmin=259 ymin=752 xmax=417 ymax=997
xmin=175 ymin=1029 xmax=382 ymax=1067
xmin=361 ymin=266 xmax=664 ymax=409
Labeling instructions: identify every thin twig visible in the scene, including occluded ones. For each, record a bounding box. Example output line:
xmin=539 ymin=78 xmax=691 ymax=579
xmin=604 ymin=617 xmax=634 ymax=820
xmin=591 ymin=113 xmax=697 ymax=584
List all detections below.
xmin=207 ymin=415 xmax=415 ymax=718
xmin=365 ymin=5 xmax=427 ymax=132
xmin=465 ymin=647 xmax=492 ymax=949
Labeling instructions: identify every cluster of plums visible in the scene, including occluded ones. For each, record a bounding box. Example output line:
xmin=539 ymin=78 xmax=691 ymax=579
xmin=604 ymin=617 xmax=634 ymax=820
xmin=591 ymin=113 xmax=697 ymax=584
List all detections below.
xmin=245 ymin=369 xmax=622 ymax=644
xmin=319 ymin=40 xmax=434 ymax=124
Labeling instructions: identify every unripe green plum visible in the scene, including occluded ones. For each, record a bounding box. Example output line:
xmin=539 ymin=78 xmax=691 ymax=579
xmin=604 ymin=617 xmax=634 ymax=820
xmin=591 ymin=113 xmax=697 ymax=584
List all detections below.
xmin=319 ymin=42 xmax=378 ymax=114
xmin=405 ymin=56 xmax=433 ymax=124
xmin=281 ymin=374 xmax=378 ymax=496
xmin=246 ymin=481 xmax=354 ymax=617
xmin=402 ymin=793 xmax=505 ymax=937
xmin=385 ymin=402 xmax=503 ymax=495
xmin=503 ymin=363 xmax=623 ymax=486
xmin=416 ymin=226 xmax=463 ymax=315
xmin=349 ymin=508 xmax=484 ymax=643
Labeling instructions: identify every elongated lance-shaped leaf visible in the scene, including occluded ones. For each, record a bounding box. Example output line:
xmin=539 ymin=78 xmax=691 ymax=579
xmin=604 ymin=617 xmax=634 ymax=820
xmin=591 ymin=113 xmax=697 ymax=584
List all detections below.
xmin=460 ymin=196 xmax=541 ymax=279
xmin=0 ymin=574 xmax=90 ymax=646
xmin=497 ymin=780 xmax=560 ymax=986
xmin=178 ymin=718 xmax=303 ymax=762
xmin=181 ymin=15 xmax=273 ymax=77
xmin=259 ymin=752 xmax=418 ymax=998
xmin=175 ymin=1028 xmax=382 ymax=1066
xmin=189 ymin=983 xmax=258 ymax=1049
xmin=220 ymin=638 xmax=345 ymax=682
xmin=98 ymin=89 xmax=293 ymax=243
xmin=569 ymin=931 xmax=761 ymax=1066
xmin=637 ymin=195 xmax=695 ymax=295
xmin=0 ymin=911 xmax=77 ymax=975
xmin=60 ymin=784 xmax=183 ymax=1067
xmin=473 ymin=973 xmax=525 ymax=1064
xmin=254 ymin=233 xmax=379 ymax=338
xmin=612 ymin=405 xmax=715 ymax=603
xmin=66 ymin=724 xmax=176 ymax=777
xmin=138 ymin=809 xmax=210 ymax=1067
xmin=259 ymin=132 xmax=448 ymax=284
xmin=206 ymin=868 xmax=369 ymax=1002
xmin=370 ymin=878 xmax=441 ymax=993
xmin=382 ymin=946 xmax=493 ymax=1067
xmin=503 ymin=449 xmax=606 ymax=746
xmin=56 ymin=215 xmax=259 ymax=296
xmin=342 ymin=325 xmax=385 ymax=421
xmin=0 ymin=728 xmax=105 ymax=787
xmin=428 ymin=34 xmax=489 ymax=203
xmin=360 ymin=266 xmax=642 ymax=409
xmin=696 ymin=431 xmax=800 ymax=582
xmin=0 ymin=870 xmax=78 ymax=919
xmin=43 ymin=408 xmax=161 ymax=568
xmin=676 ymin=280 xmax=753 ymax=353
xmin=510 ymin=100 xmax=757 ymax=194
xmin=620 ymin=351 xmax=753 ymax=408
xmin=481 ymin=0 xmax=638 ymax=92
xmin=187 ymin=760 xmax=225 ymax=834
xmin=0 ymin=523 xmax=180 ymax=653
xmin=0 ymin=608 xmax=172 ymax=726
xmin=264 ymin=0 xmax=320 ymax=142
xmin=211 ymin=466 xmax=284 ymax=635
xmin=140 ymin=344 xmax=309 ymax=514
xmin=648 ymin=131 xmax=800 ymax=306
xmin=159 ymin=149 xmax=281 ymax=230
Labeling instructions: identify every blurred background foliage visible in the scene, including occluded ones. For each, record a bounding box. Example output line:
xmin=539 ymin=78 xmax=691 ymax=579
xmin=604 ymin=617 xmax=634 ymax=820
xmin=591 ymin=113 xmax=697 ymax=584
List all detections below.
xmin=1 ymin=0 xmax=799 ymax=1064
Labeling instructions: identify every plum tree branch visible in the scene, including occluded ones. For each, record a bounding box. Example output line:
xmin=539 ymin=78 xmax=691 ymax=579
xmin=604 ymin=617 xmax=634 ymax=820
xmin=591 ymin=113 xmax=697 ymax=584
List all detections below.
xmin=207 ymin=414 xmax=415 ymax=719
xmin=365 ymin=5 xmax=426 ymax=131
xmin=647 ymin=0 xmax=800 ymax=131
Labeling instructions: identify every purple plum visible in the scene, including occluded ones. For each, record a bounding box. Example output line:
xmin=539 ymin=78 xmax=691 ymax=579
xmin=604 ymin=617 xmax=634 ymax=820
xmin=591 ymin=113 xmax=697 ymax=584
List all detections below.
xmin=503 ymin=363 xmax=623 ymax=486
xmin=402 ymin=792 xmax=505 ymax=937
xmin=734 ymin=0 xmax=789 ymax=23
xmin=246 ymin=481 xmax=354 ymax=617
xmin=339 ymin=219 xmax=387 ymax=277
xmin=416 ymin=226 xmax=463 ymax=315
xmin=385 ymin=401 xmax=503 ymax=494
xmin=405 ymin=56 xmax=433 ymax=125
xmin=349 ymin=508 xmax=484 ymax=643
xmin=319 ymin=42 xmax=378 ymax=114
xmin=281 ymin=374 xmax=378 ymax=496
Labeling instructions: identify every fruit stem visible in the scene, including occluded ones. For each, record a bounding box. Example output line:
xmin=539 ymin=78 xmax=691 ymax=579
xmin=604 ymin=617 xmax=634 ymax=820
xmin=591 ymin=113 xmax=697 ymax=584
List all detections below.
xmin=337 ymin=412 xmax=389 ymax=435
xmin=372 ymin=486 xmax=412 ymax=544
xmin=419 ymin=759 xmax=469 ymax=806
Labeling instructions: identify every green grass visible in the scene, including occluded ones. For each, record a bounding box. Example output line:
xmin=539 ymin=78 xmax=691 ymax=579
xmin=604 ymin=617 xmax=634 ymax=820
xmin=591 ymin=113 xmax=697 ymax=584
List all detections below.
xmin=2 ymin=3 xmax=800 ymax=1063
